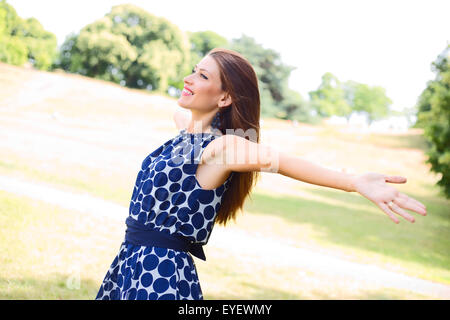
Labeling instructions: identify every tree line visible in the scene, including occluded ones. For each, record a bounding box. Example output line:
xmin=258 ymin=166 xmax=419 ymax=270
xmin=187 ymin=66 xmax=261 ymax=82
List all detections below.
xmin=1 ymin=1 xmax=395 ymax=124
xmin=0 ymin=0 xmax=57 ymax=69
xmin=1 ymin=1 xmax=448 ymax=198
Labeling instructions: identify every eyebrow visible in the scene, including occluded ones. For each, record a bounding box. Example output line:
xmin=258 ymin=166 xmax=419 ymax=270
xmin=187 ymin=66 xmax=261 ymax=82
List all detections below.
xmin=195 ymin=65 xmax=210 ymax=74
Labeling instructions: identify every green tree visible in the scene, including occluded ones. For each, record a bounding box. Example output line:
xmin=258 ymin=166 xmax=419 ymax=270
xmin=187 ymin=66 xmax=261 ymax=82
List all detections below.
xmin=18 ymin=17 xmax=58 ymax=70
xmin=188 ymin=30 xmax=228 ymax=57
xmin=0 ymin=0 xmax=57 ymax=70
xmin=416 ymin=44 xmax=450 ymax=198
xmin=414 ymin=84 xmax=434 ymax=128
xmin=278 ymin=88 xmax=313 ymax=122
xmin=0 ymin=0 xmax=27 ymax=65
xmin=56 ymin=4 xmax=190 ymax=93
xmin=351 ymin=82 xmax=392 ymax=125
xmin=228 ymin=34 xmax=298 ymax=118
xmin=309 ymin=72 xmax=353 ymax=120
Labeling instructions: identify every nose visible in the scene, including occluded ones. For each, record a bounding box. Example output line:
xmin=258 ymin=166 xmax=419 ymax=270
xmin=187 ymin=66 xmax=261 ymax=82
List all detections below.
xmin=183 ymin=73 xmax=194 ymax=84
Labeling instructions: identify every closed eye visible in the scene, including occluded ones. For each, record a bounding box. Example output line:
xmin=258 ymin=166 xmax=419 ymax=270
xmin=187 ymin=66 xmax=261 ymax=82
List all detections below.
xmin=191 ymin=67 xmax=208 ymax=79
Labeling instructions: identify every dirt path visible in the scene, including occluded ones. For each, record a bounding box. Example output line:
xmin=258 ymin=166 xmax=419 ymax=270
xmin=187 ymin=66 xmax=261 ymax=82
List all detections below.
xmin=1 ymin=174 xmax=449 ymax=299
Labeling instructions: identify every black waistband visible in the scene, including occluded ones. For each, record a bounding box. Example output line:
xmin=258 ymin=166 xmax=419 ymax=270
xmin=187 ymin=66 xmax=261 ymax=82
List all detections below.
xmin=124 ymin=216 xmax=206 ymax=261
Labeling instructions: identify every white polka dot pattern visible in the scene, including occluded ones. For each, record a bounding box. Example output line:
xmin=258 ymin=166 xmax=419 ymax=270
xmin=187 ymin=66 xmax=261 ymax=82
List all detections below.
xmin=96 ymin=129 xmax=233 ymax=300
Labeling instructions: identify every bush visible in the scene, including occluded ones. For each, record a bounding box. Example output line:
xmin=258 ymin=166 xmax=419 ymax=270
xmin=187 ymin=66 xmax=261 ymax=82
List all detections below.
xmin=416 ymin=44 xmax=450 ymax=198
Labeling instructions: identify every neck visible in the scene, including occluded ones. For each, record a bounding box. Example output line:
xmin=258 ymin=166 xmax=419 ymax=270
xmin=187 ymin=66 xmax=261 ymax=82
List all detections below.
xmin=186 ymin=109 xmax=217 ymax=133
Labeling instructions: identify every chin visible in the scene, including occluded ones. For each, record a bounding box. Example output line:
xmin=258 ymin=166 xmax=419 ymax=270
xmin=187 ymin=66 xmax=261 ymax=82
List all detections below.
xmin=177 ymin=100 xmax=198 ymax=112
xmin=176 ymin=99 xmax=189 ymax=108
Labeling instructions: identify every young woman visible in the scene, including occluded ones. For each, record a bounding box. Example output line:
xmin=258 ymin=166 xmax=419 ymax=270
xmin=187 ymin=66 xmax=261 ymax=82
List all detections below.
xmin=95 ymin=48 xmax=427 ymax=300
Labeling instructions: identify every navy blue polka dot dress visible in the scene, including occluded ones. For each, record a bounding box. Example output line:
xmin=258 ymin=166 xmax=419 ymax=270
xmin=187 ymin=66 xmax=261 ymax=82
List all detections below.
xmin=96 ymin=128 xmax=233 ymax=300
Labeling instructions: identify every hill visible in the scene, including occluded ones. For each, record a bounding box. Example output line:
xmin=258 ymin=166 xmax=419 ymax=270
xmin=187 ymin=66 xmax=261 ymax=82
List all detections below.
xmin=0 ymin=62 xmax=448 ymax=299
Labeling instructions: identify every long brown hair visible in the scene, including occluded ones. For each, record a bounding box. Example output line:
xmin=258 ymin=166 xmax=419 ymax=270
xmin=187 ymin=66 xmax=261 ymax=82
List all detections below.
xmin=206 ymin=48 xmax=261 ymax=226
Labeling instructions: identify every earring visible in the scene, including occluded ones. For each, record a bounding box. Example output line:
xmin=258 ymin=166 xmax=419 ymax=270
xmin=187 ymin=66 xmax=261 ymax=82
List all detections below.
xmin=211 ymin=111 xmax=221 ymax=130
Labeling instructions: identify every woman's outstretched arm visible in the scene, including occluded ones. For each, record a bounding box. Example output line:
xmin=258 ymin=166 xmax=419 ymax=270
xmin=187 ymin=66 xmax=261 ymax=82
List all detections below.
xmin=277 ymin=150 xmax=356 ymax=192
xmin=209 ymin=134 xmax=427 ymax=224
xmin=277 ymin=151 xmax=427 ymax=223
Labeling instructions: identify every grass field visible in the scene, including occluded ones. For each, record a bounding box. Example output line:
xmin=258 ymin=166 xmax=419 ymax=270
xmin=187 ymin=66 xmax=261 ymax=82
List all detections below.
xmin=0 ymin=62 xmax=449 ymax=299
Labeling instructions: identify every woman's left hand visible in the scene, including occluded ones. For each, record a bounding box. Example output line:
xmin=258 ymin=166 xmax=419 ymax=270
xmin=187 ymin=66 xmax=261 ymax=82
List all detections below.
xmin=351 ymin=172 xmax=427 ymax=224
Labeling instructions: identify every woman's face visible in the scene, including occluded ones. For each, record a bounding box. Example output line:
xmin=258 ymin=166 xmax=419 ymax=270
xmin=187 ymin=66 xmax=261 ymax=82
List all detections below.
xmin=177 ymin=55 xmax=228 ymax=112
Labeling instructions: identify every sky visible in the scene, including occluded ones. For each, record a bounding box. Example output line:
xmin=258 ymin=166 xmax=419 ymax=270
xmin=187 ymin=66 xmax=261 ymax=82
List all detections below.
xmin=8 ymin=0 xmax=450 ymax=112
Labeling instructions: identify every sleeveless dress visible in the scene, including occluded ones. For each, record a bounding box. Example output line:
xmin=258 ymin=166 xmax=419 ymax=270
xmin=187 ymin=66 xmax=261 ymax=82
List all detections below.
xmin=95 ymin=128 xmax=233 ymax=300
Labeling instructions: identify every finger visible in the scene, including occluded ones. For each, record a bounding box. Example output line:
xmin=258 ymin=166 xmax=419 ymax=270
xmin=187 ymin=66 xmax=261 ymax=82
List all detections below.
xmin=385 ymin=175 xmax=407 ymax=184
xmin=395 ymin=197 xmax=427 ymax=216
xmin=398 ymin=193 xmax=426 ymax=210
xmin=390 ymin=201 xmax=415 ymax=223
xmin=378 ymin=202 xmax=400 ymax=224
xmin=397 ymin=193 xmax=427 ymax=215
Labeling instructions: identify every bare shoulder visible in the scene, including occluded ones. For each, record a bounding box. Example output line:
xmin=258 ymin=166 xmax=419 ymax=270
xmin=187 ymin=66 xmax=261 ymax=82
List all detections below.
xmin=201 ymin=134 xmax=228 ymax=164
xmin=203 ymin=134 xmax=275 ymax=173
xmin=203 ymin=134 xmax=244 ymax=156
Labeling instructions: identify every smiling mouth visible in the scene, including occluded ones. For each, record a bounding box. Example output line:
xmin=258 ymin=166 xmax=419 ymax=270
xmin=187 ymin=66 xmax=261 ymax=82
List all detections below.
xmin=182 ymin=88 xmax=194 ymax=96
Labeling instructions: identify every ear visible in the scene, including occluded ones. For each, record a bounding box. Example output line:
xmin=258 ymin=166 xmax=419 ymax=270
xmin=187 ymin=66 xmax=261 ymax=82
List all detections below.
xmin=219 ymin=92 xmax=232 ymax=108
